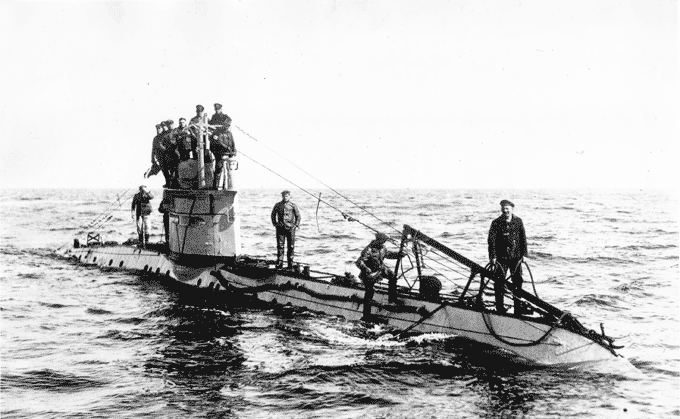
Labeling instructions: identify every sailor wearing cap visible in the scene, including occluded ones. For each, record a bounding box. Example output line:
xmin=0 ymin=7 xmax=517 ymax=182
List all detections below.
xmin=208 ymin=102 xmax=236 ymax=189
xmin=158 ymin=119 xmax=179 ymax=187
xmin=131 ymin=185 xmax=154 ymax=248
xmin=150 ymin=123 xmax=164 ymax=170
xmin=271 ymin=190 xmax=301 ymax=269
xmin=356 ymin=231 xmax=403 ymax=319
xmin=487 ymin=199 xmax=528 ymax=314
xmin=209 ymin=103 xmax=232 ymax=134
xmin=190 ymin=105 xmax=205 ymax=126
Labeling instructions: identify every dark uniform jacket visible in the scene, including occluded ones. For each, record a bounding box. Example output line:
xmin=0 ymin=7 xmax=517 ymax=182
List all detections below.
xmin=151 ymin=134 xmax=163 ymax=164
xmin=209 ymin=112 xmax=232 ymax=135
xmin=158 ymin=130 xmax=179 ymax=163
xmin=174 ymin=126 xmax=194 ymax=158
xmin=355 ymin=241 xmax=400 ymax=275
xmin=131 ymin=191 xmax=154 ymax=217
xmin=211 ymin=130 xmax=236 ymax=156
xmin=271 ymin=201 xmax=301 ymax=230
xmin=488 ymin=215 xmax=527 ymax=260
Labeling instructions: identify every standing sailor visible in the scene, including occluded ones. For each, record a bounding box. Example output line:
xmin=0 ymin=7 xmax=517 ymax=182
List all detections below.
xmin=189 ymin=104 xmax=205 ymax=157
xmin=146 ymin=123 xmax=163 ymax=179
xmin=208 ymin=103 xmax=236 ymax=189
xmin=175 ymin=117 xmax=193 ymax=161
xmin=159 ymin=120 xmax=179 ymax=187
xmin=356 ymin=232 xmax=402 ymax=319
xmin=270 ymin=190 xmax=301 ymax=269
xmin=150 ymin=123 xmax=163 ymax=166
xmin=487 ymin=199 xmax=528 ymax=314
xmin=131 ymin=185 xmax=154 ymax=248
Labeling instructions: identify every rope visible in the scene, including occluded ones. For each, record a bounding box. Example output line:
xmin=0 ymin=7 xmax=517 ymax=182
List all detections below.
xmin=235 ymin=125 xmax=400 ymax=235
xmin=238 ymin=150 xmax=382 ymax=236
xmin=55 ymin=186 xmax=137 ymax=251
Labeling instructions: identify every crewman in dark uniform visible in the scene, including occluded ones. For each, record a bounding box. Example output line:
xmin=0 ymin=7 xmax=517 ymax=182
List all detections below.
xmin=146 ymin=123 xmax=164 ymax=178
xmin=189 ymin=104 xmax=205 ymax=146
xmin=175 ymin=117 xmax=194 ymax=160
xmin=158 ymin=194 xmax=173 ymax=244
xmin=151 ymin=123 xmax=162 ymax=164
xmin=356 ymin=232 xmax=402 ymax=319
xmin=208 ymin=103 xmax=236 ymax=189
xmin=487 ymin=199 xmax=528 ymax=314
xmin=270 ymin=190 xmax=301 ymax=269
xmin=159 ymin=120 xmax=179 ymax=187
xmin=131 ymin=185 xmax=154 ymax=247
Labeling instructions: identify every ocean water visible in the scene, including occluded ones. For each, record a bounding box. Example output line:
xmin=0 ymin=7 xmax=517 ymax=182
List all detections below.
xmin=0 ymin=188 xmax=678 ymax=418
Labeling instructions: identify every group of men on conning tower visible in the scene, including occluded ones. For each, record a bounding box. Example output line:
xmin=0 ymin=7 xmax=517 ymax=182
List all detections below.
xmin=150 ymin=103 xmax=236 ymax=189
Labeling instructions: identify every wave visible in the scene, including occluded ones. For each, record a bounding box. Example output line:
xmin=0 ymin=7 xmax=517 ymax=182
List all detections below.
xmin=531 ymin=235 xmax=556 ymax=241
xmin=611 ymin=244 xmax=678 ymax=251
xmin=38 ymin=302 xmax=70 ymax=309
xmin=98 ymin=329 xmax=155 ymax=341
xmin=440 ymin=231 xmax=466 ymax=238
xmin=17 ymin=272 xmax=43 ymax=279
xmin=114 ymin=316 xmax=146 ymax=325
xmin=572 ymin=293 xmax=624 ymax=309
xmin=1 ymin=369 xmax=106 ymax=392
xmin=86 ymin=307 xmax=113 ymax=315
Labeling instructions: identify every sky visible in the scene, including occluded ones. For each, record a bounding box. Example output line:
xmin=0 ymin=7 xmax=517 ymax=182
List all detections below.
xmin=0 ymin=0 xmax=677 ymax=191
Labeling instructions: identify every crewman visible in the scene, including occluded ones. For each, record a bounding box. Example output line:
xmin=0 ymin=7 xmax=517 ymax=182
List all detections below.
xmin=158 ymin=194 xmax=173 ymax=244
xmin=270 ymin=190 xmax=301 ymax=269
xmin=150 ymin=123 xmax=163 ymax=165
xmin=356 ymin=232 xmax=403 ymax=319
xmin=175 ymin=117 xmax=194 ymax=160
xmin=189 ymin=104 xmax=205 ymax=147
xmin=131 ymin=185 xmax=154 ymax=247
xmin=208 ymin=103 xmax=232 ymax=132
xmin=189 ymin=104 xmax=214 ymax=167
xmin=487 ymin=199 xmax=528 ymax=314
xmin=208 ymin=103 xmax=236 ymax=189
xmin=146 ymin=123 xmax=164 ymax=179
xmin=158 ymin=120 xmax=179 ymax=187
xmin=190 ymin=104 xmax=205 ymax=126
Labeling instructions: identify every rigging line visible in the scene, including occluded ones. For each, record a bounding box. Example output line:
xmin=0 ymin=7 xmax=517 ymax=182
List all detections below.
xmin=412 ymin=257 xmax=468 ymax=292
xmin=86 ymin=189 xmax=137 ymax=232
xmin=315 ymin=192 xmax=322 ymax=234
xmin=238 ymin=150 xmax=381 ymax=235
xmin=83 ymin=190 xmax=131 ymax=229
xmin=420 ymin=250 xmax=474 ymax=280
xmin=56 ymin=187 xmax=137 ymax=251
xmin=91 ymin=187 xmax=136 ymax=225
xmin=234 ymin=124 xmax=398 ymax=234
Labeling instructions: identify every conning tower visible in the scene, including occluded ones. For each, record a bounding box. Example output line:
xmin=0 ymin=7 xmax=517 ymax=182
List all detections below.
xmin=163 ymin=113 xmax=240 ymax=265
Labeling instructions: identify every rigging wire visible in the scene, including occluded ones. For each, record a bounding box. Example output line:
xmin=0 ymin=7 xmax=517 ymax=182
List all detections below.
xmin=55 ymin=186 xmax=140 ymax=251
xmin=238 ymin=150 xmax=384 ymax=236
xmin=235 ymin=125 xmax=403 ymax=237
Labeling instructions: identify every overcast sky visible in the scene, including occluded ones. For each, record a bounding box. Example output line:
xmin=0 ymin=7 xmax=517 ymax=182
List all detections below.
xmin=1 ymin=0 xmax=677 ymax=190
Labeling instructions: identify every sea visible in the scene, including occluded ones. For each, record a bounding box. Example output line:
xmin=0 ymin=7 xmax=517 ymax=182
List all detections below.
xmin=0 ymin=188 xmax=678 ymax=419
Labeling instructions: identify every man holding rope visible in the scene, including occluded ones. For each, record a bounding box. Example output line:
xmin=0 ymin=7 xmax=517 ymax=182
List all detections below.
xmin=488 ymin=199 xmax=528 ymax=314
xmin=356 ymin=232 xmax=402 ymax=320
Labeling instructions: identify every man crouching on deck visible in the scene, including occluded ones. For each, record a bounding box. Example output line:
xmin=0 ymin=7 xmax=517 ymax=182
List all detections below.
xmin=488 ymin=199 xmax=528 ymax=315
xmin=356 ymin=232 xmax=402 ymax=320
